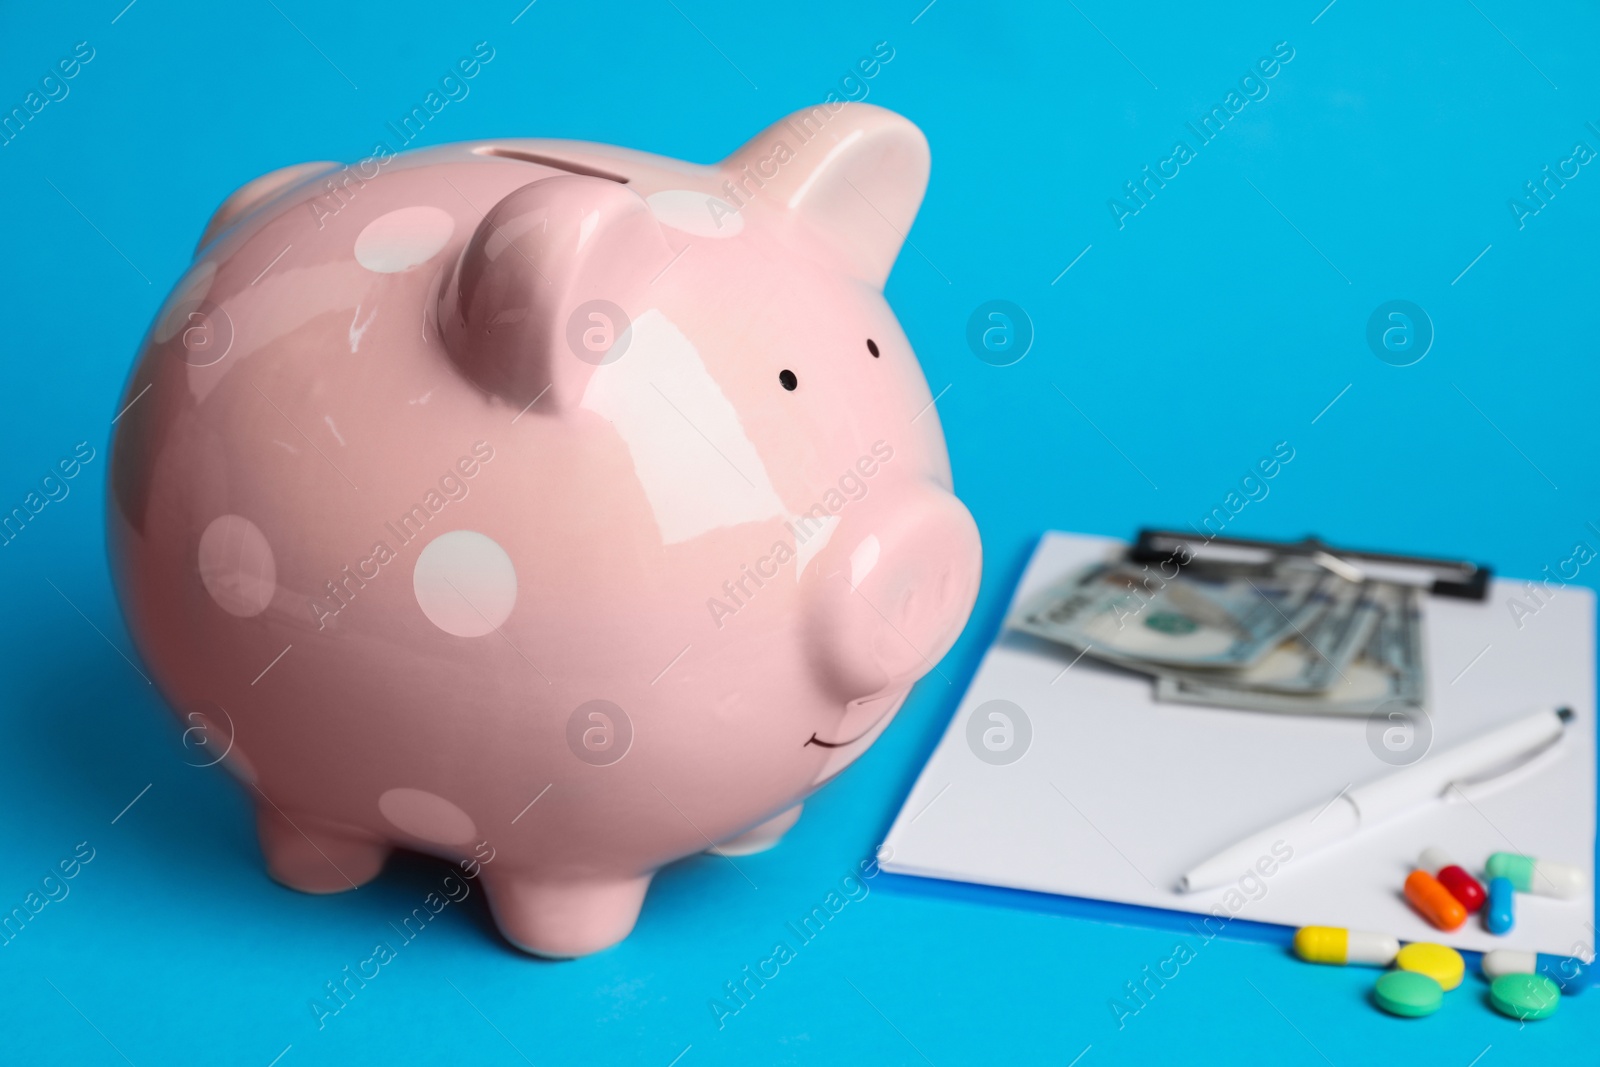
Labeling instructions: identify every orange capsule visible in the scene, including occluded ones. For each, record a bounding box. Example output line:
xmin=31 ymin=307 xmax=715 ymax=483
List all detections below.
xmin=1405 ymin=869 xmax=1467 ymax=931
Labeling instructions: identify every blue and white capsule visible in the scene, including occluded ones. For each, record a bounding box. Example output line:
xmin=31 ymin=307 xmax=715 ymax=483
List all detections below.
xmin=1482 ymin=950 xmax=1590 ymax=995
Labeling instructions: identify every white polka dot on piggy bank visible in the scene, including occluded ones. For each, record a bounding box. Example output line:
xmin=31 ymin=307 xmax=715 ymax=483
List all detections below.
xmin=378 ymin=787 xmax=477 ymax=845
xmin=646 ymin=189 xmax=744 ymax=237
xmin=198 ymin=515 xmax=276 ymax=617
xmin=106 ymin=103 xmax=982 ymax=959
xmin=412 ymin=530 xmax=517 ymax=637
xmin=355 ymin=206 xmax=455 ymax=273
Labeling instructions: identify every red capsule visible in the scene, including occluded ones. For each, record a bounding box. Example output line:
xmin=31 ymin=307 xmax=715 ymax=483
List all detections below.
xmin=1419 ymin=848 xmax=1488 ymax=914
xmin=1436 ymin=864 xmax=1487 ymax=913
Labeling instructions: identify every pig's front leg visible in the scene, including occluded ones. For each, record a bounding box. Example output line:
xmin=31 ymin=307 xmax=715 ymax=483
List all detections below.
xmin=709 ymin=804 xmax=803 ymax=856
xmin=480 ymin=871 xmax=654 ymax=958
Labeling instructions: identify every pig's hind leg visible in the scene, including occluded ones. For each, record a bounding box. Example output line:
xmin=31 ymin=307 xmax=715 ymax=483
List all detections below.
xmin=255 ymin=804 xmax=392 ymax=894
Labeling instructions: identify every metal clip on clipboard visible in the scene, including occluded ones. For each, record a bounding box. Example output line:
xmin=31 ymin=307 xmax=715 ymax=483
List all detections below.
xmin=1127 ymin=528 xmax=1493 ymax=601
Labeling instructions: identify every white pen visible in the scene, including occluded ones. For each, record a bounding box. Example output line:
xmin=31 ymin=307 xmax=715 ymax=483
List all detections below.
xmin=1177 ymin=706 xmax=1573 ymax=894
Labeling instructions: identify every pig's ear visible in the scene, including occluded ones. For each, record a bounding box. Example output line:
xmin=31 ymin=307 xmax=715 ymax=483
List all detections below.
xmin=723 ymin=103 xmax=929 ymax=288
xmin=197 ymin=161 xmax=341 ymax=254
xmin=437 ymin=176 xmax=675 ymax=412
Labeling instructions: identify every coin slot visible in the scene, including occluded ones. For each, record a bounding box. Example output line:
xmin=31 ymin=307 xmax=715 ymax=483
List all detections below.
xmin=471 ymin=146 xmax=629 ymax=184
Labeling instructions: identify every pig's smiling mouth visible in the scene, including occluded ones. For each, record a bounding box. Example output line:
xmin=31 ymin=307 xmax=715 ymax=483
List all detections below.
xmin=804 ymin=725 xmax=876 ymax=749
xmin=804 ymin=692 xmax=908 ymax=750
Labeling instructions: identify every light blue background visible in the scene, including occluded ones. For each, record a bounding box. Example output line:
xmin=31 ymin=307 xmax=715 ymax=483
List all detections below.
xmin=2 ymin=1 xmax=1596 ymax=1063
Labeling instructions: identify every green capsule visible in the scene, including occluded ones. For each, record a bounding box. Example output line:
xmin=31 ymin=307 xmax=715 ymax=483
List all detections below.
xmin=1373 ymin=970 xmax=1443 ymax=1017
xmin=1485 ymin=852 xmax=1537 ymax=892
xmin=1489 ymin=974 xmax=1561 ymax=1021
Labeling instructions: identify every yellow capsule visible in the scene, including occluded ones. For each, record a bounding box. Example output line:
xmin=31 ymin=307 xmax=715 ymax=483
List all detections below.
xmin=1293 ymin=926 xmax=1399 ymax=966
xmin=1396 ymin=942 xmax=1465 ymax=991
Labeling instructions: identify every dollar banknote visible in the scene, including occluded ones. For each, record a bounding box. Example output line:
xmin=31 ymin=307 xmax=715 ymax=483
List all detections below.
xmin=1010 ymin=554 xmax=1429 ymax=716
xmin=1010 ymin=561 xmax=1327 ymax=670
xmin=1152 ymin=583 xmax=1426 ymax=716
xmin=1146 ymin=574 xmax=1382 ymax=695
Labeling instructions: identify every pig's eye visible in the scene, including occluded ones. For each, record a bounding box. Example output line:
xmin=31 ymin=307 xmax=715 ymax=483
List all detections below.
xmin=779 ymin=369 xmax=798 ymax=391
xmin=866 ymin=339 xmax=880 ymax=358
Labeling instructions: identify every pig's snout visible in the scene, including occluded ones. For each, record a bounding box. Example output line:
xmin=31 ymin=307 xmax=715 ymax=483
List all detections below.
xmin=803 ymin=485 xmax=981 ymax=706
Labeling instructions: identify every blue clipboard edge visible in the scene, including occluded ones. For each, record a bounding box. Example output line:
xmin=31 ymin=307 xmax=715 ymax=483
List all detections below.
xmin=873 ymin=868 xmax=1596 ymax=990
xmin=876 ymin=866 xmax=1297 ymax=948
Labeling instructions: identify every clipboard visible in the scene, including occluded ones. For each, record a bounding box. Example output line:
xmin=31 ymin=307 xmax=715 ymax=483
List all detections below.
xmin=1128 ymin=527 xmax=1493 ymax=601
xmin=879 ymin=531 xmax=1596 ymax=964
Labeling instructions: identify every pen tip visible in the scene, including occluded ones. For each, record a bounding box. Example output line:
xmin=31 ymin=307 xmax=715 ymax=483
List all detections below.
xmin=1557 ymin=706 xmax=1574 ymax=722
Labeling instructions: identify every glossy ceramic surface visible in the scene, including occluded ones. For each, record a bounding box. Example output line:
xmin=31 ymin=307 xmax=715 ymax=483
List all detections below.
xmin=107 ymin=102 xmax=981 ymax=957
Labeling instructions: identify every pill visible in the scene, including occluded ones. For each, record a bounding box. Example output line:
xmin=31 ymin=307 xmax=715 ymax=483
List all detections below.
xmin=1395 ymin=942 xmax=1465 ymax=991
xmin=1482 ymin=949 xmax=1590 ymax=994
xmin=1484 ymin=876 xmax=1515 ymax=935
xmin=1417 ymin=847 xmax=1486 ymax=913
xmin=1485 ymin=852 xmax=1588 ymax=899
xmin=1488 ymin=973 xmax=1561 ymax=1021
xmin=1404 ymin=869 xmax=1467 ymax=931
xmin=1373 ymin=970 xmax=1443 ymax=1017
xmin=1292 ymin=925 xmax=1400 ymax=966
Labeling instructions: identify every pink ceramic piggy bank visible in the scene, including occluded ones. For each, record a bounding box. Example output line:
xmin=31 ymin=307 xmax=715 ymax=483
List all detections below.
xmin=109 ymin=103 xmax=980 ymax=957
